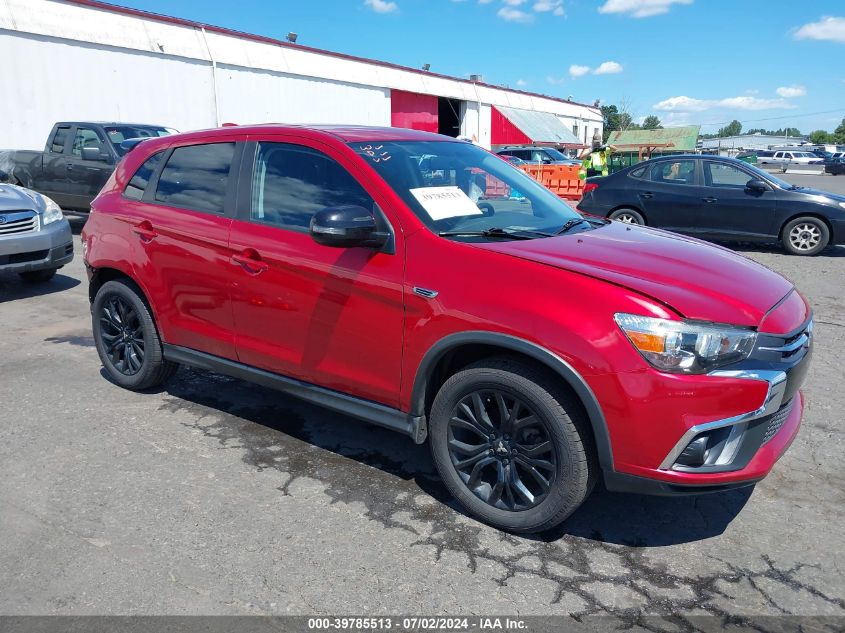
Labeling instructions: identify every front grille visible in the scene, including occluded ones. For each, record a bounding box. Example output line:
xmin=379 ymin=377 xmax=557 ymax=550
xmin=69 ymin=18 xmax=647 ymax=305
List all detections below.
xmin=755 ymin=320 xmax=813 ymax=363
xmin=0 ymin=212 xmax=38 ymax=236
xmin=763 ymin=399 xmax=794 ymax=445
xmin=0 ymin=249 xmax=49 ymax=265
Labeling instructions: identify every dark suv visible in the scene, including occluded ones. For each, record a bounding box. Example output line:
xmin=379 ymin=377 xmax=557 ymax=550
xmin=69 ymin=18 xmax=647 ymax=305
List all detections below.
xmin=496 ymin=146 xmax=578 ymax=165
xmin=82 ymin=126 xmax=811 ymax=533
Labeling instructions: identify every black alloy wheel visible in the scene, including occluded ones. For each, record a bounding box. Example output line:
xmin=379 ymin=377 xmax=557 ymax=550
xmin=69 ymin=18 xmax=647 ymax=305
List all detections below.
xmin=92 ymin=279 xmax=176 ymax=390
xmin=447 ymin=389 xmax=557 ymax=511
xmin=99 ymin=295 xmax=145 ymax=375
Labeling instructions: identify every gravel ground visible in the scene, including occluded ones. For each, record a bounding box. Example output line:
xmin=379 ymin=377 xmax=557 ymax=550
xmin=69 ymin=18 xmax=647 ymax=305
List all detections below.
xmin=0 ymin=207 xmax=843 ymax=626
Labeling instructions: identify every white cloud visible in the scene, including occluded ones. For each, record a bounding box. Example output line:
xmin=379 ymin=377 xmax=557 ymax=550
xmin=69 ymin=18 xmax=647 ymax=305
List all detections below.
xmin=498 ymin=6 xmax=534 ymax=21
xmin=502 ymin=0 xmax=527 ymax=5
xmin=547 ymin=75 xmax=566 ymax=85
xmin=568 ymin=61 xmax=623 ymax=77
xmin=594 ymin=60 xmax=624 ymax=74
xmin=794 ymin=16 xmax=845 ymax=43
xmin=598 ymin=0 xmax=692 ymax=18
xmin=534 ymin=0 xmax=564 ymax=15
xmin=364 ymin=0 xmax=398 ymax=13
xmin=653 ymin=95 xmax=795 ymax=112
xmin=776 ymin=85 xmax=806 ymax=98
xmin=516 ymin=79 xmax=528 ymax=87
xmin=568 ymin=64 xmax=590 ymax=78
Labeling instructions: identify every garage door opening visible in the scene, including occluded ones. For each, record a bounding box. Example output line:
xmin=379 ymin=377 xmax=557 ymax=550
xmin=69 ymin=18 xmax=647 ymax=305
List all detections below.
xmin=438 ymin=97 xmax=462 ymax=137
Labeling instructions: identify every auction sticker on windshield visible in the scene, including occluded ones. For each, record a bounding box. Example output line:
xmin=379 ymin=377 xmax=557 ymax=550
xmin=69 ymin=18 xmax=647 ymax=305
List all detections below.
xmin=410 ymin=186 xmax=483 ymax=221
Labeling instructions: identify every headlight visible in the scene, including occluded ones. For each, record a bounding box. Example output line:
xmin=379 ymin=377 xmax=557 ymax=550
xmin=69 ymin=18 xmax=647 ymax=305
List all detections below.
xmin=41 ymin=196 xmax=63 ymax=225
xmin=838 ymin=202 xmax=845 ymax=210
xmin=614 ymin=313 xmax=757 ymax=374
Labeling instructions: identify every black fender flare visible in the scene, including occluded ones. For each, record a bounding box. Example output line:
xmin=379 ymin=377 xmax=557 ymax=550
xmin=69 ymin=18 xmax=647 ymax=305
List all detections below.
xmin=410 ymin=331 xmax=614 ymax=470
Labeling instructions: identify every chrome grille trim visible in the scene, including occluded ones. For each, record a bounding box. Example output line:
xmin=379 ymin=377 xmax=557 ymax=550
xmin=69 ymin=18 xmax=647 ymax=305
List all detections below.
xmin=0 ymin=211 xmax=38 ymax=236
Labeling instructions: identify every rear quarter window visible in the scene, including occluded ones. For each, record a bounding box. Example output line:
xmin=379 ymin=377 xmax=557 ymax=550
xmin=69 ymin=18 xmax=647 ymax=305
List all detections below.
xmin=629 ymin=165 xmax=648 ymax=179
xmin=123 ymin=151 xmax=164 ymax=200
xmin=154 ymin=143 xmax=235 ymax=214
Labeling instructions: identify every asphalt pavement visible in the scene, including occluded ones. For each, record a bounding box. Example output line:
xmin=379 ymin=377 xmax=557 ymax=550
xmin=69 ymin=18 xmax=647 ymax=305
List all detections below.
xmin=1 ymin=204 xmax=843 ymax=624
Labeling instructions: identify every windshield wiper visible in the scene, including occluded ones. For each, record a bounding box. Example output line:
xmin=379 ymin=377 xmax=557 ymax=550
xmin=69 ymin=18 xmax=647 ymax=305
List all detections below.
xmin=438 ymin=227 xmax=553 ymax=240
xmin=555 ymin=218 xmax=589 ymax=235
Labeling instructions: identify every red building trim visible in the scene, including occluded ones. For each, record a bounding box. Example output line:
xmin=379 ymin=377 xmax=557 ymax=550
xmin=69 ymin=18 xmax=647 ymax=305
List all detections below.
xmin=490 ymin=106 xmax=532 ymax=146
xmin=390 ymin=90 xmax=438 ymax=133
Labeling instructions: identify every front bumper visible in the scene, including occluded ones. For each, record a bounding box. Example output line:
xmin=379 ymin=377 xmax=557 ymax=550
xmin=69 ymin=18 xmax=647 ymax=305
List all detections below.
xmin=0 ymin=218 xmax=73 ymax=273
xmin=602 ymin=317 xmax=812 ymax=494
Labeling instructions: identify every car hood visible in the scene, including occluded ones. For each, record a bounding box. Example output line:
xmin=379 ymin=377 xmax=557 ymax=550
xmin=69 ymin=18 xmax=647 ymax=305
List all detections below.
xmin=786 ymin=186 xmax=845 ymax=205
xmin=0 ymin=183 xmax=42 ymax=213
xmin=476 ymin=222 xmax=793 ymax=327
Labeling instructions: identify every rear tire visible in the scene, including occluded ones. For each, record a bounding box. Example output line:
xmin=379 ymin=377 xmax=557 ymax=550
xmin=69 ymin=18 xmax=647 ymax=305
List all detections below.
xmin=781 ymin=217 xmax=829 ymax=256
xmin=428 ymin=357 xmax=595 ymax=533
xmin=18 ymin=268 xmax=57 ymax=283
xmin=92 ymin=280 xmax=177 ymax=390
xmin=608 ymin=208 xmax=645 ymax=225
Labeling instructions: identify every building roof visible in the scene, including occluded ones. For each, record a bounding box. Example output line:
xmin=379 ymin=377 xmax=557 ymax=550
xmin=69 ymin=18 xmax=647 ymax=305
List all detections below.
xmin=65 ymin=0 xmax=601 ymax=114
xmin=608 ymin=126 xmax=701 ymax=152
xmin=699 ymin=134 xmax=809 ymax=150
xmin=494 ymin=107 xmax=582 ymax=146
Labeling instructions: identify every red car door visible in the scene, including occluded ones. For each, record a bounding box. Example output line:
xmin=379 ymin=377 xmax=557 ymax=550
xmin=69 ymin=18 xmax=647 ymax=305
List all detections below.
xmin=228 ymin=136 xmax=405 ymax=408
xmin=127 ymin=140 xmax=241 ymax=359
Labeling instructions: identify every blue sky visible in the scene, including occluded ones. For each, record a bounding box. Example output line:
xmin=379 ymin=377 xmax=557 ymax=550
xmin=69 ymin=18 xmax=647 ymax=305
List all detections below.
xmin=116 ymin=0 xmax=844 ymax=134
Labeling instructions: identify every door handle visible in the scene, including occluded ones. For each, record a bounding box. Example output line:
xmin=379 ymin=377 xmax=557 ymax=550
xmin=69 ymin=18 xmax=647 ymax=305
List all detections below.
xmin=702 ymin=197 xmax=718 ymax=203
xmin=66 ymin=164 xmax=73 ymax=171
xmin=231 ymin=250 xmax=269 ymax=274
xmin=131 ymin=220 xmax=157 ymax=243
xmin=639 ymin=192 xmax=653 ymax=199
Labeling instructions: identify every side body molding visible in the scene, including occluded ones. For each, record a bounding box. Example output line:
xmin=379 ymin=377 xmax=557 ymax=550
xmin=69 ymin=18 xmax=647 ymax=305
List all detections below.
xmin=409 ymin=332 xmax=614 ymax=470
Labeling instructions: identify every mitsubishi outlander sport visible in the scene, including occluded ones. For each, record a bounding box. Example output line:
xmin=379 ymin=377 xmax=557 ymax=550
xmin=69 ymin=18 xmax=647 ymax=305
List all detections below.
xmin=82 ymin=125 xmax=812 ymax=533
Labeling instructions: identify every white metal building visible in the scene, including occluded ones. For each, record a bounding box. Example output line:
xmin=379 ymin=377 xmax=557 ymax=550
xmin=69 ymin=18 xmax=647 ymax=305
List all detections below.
xmin=699 ymin=134 xmax=810 ymax=153
xmin=0 ymin=0 xmax=603 ymax=151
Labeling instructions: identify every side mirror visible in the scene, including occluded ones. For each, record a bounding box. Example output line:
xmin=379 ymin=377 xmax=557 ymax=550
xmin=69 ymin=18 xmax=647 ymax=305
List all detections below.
xmin=80 ymin=147 xmax=110 ymax=163
xmin=310 ymin=205 xmax=388 ymax=249
xmin=746 ymin=179 xmax=769 ymax=192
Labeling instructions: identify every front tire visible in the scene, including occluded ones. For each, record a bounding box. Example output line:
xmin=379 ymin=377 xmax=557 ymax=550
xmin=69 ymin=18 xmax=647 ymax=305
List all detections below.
xmin=429 ymin=358 xmax=595 ymax=533
xmin=18 ymin=268 xmax=57 ymax=283
xmin=782 ymin=217 xmax=830 ymax=256
xmin=92 ymin=280 xmax=176 ymax=390
xmin=608 ymin=208 xmax=645 ymax=225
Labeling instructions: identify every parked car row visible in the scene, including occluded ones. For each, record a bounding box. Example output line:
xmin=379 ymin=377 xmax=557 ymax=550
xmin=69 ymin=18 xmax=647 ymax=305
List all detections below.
xmin=756 ymin=150 xmax=823 ymax=166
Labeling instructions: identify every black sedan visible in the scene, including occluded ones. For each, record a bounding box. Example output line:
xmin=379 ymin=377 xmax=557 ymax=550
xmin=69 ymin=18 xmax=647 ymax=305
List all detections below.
xmin=825 ymin=158 xmax=845 ymax=175
xmin=577 ymin=155 xmax=845 ymax=255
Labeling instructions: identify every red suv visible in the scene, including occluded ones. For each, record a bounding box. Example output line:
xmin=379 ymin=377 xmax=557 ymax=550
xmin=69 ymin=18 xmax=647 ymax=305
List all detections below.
xmin=82 ymin=126 xmax=812 ymax=533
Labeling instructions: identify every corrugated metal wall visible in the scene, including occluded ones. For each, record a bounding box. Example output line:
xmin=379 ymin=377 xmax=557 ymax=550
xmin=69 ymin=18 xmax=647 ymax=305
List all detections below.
xmin=0 ymin=0 xmax=601 ymax=151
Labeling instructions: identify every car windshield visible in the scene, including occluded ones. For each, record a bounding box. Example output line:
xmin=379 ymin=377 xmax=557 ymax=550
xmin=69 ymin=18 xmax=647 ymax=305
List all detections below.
xmin=350 ymin=140 xmax=583 ymax=238
xmin=105 ymin=126 xmax=175 ymax=155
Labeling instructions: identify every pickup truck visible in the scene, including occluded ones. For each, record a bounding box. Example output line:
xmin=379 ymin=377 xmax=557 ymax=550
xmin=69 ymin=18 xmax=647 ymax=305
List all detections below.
xmin=0 ymin=122 xmax=174 ymax=211
xmin=758 ymin=150 xmax=823 ymax=166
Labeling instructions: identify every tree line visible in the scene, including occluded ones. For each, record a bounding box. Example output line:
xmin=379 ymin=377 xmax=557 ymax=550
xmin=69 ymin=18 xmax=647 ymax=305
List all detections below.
xmin=600 ymin=102 xmax=845 ymax=146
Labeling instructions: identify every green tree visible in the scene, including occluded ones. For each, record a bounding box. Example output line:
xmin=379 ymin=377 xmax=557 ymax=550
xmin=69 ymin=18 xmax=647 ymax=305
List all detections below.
xmin=717 ymin=120 xmax=742 ymax=137
xmin=642 ymin=115 xmax=662 ymax=130
xmin=834 ymin=117 xmax=845 ymax=144
xmin=809 ymin=130 xmax=833 ymax=144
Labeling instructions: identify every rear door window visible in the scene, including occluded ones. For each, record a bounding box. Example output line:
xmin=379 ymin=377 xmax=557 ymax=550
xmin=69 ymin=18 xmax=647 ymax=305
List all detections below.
xmin=250 ymin=142 xmax=375 ymax=230
xmin=154 ymin=143 xmax=235 ymax=214
xmin=650 ymin=160 xmax=697 ymax=185
xmin=124 ymin=152 xmax=165 ymax=200
xmin=50 ymin=126 xmax=71 ymax=154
